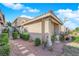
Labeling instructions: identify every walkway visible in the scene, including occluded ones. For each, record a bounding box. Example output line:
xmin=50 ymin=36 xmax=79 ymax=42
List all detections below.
xmin=10 ymin=39 xmax=65 ymax=56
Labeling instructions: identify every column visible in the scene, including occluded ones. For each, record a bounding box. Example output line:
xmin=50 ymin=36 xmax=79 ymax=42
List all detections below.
xmin=47 ymin=19 xmax=52 ymax=47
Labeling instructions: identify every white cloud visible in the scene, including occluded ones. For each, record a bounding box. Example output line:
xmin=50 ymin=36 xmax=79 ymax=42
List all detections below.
xmin=2 ymin=3 xmax=40 ymax=13
xmin=20 ymin=15 xmax=33 ymax=19
xmin=64 ymin=21 xmax=78 ymax=30
xmin=2 ymin=3 xmax=24 ymax=10
xmin=23 ymin=7 xmax=40 ymax=13
xmin=56 ymin=9 xmax=79 ymax=19
xmin=56 ymin=8 xmax=79 ymax=29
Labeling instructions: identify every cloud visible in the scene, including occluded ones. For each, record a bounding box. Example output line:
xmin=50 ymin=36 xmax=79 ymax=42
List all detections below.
xmin=56 ymin=9 xmax=79 ymax=19
xmin=56 ymin=8 xmax=79 ymax=29
xmin=20 ymin=15 xmax=33 ymax=19
xmin=2 ymin=3 xmax=40 ymax=13
xmin=64 ymin=21 xmax=78 ymax=30
xmin=23 ymin=7 xmax=40 ymax=13
xmin=2 ymin=3 xmax=24 ymax=10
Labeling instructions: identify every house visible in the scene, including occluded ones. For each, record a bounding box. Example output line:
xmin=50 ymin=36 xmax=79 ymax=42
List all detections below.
xmin=61 ymin=25 xmax=70 ymax=34
xmin=0 ymin=10 xmax=5 ymax=27
xmin=19 ymin=10 xmax=63 ymax=47
xmin=12 ymin=17 xmax=30 ymax=27
xmin=0 ymin=10 xmax=5 ymax=34
xmin=12 ymin=17 xmax=30 ymax=33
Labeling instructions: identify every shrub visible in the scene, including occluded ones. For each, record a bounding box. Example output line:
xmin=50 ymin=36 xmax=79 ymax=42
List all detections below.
xmin=0 ymin=33 xmax=9 ymax=45
xmin=0 ymin=44 xmax=10 ymax=56
xmin=12 ymin=32 xmax=19 ymax=39
xmin=0 ymin=33 xmax=10 ymax=56
xmin=51 ymin=34 xmax=56 ymax=42
xmin=59 ymin=34 xmax=65 ymax=42
xmin=71 ymin=36 xmax=75 ymax=41
xmin=2 ymin=29 xmax=9 ymax=33
xmin=20 ymin=32 xmax=30 ymax=41
xmin=34 ymin=38 xmax=41 ymax=46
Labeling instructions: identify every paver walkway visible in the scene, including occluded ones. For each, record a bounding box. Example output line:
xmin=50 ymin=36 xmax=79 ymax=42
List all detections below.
xmin=10 ymin=39 xmax=65 ymax=56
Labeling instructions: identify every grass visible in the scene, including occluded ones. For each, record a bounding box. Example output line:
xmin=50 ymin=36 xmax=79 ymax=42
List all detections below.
xmin=0 ymin=33 xmax=10 ymax=56
xmin=72 ymin=36 xmax=79 ymax=42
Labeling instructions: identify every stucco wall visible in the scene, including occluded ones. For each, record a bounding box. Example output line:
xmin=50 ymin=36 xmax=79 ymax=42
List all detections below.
xmin=22 ymin=17 xmax=61 ymax=41
xmin=12 ymin=17 xmax=29 ymax=27
xmin=44 ymin=19 xmax=51 ymax=41
xmin=60 ymin=25 xmax=66 ymax=33
xmin=23 ymin=20 xmax=42 ymax=40
xmin=24 ymin=21 xmax=42 ymax=33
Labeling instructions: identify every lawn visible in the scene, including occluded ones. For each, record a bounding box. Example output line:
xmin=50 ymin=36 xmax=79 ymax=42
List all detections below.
xmin=72 ymin=36 xmax=79 ymax=42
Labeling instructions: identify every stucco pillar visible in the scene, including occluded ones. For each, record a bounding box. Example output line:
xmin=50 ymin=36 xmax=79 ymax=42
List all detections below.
xmin=41 ymin=19 xmax=46 ymax=43
xmin=58 ymin=24 xmax=61 ymax=34
xmin=47 ymin=19 xmax=52 ymax=47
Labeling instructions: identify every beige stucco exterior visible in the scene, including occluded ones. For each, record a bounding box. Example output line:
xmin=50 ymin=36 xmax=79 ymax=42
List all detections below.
xmin=24 ymin=20 xmax=42 ymax=33
xmin=22 ymin=16 xmax=62 ymax=42
xmin=60 ymin=25 xmax=69 ymax=33
xmin=23 ymin=20 xmax=43 ymax=41
xmin=12 ymin=10 xmax=63 ymax=47
xmin=12 ymin=17 xmax=30 ymax=27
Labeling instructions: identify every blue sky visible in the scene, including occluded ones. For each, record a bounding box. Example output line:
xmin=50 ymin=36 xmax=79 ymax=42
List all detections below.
xmin=0 ymin=3 xmax=79 ymax=30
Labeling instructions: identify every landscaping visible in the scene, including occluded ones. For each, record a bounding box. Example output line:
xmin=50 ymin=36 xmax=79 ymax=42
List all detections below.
xmin=0 ymin=32 xmax=10 ymax=56
xmin=12 ymin=32 xmax=19 ymax=39
xmin=2 ymin=28 xmax=9 ymax=33
xmin=34 ymin=38 xmax=41 ymax=46
xmin=20 ymin=32 xmax=30 ymax=41
xmin=72 ymin=36 xmax=79 ymax=42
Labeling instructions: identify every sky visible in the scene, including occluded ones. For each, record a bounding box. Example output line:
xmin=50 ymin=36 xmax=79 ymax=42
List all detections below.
xmin=0 ymin=3 xmax=79 ymax=30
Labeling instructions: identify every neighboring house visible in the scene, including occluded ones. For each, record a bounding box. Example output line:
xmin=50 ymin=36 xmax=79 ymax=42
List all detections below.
xmin=12 ymin=17 xmax=30 ymax=33
xmin=0 ymin=10 xmax=5 ymax=27
xmin=61 ymin=25 xmax=70 ymax=34
xmin=0 ymin=10 xmax=5 ymax=34
xmin=20 ymin=10 xmax=63 ymax=47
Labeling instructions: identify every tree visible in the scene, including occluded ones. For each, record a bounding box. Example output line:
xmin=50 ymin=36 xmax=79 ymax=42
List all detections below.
xmin=75 ymin=27 xmax=79 ymax=32
xmin=7 ymin=22 xmax=11 ymax=27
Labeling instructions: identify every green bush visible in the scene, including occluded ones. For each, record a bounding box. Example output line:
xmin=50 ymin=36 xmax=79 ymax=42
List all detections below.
xmin=34 ymin=38 xmax=41 ymax=46
xmin=0 ymin=33 xmax=9 ymax=45
xmin=20 ymin=32 xmax=30 ymax=41
xmin=0 ymin=33 xmax=10 ymax=56
xmin=51 ymin=34 xmax=56 ymax=42
xmin=12 ymin=32 xmax=19 ymax=39
xmin=0 ymin=44 xmax=10 ymax=56
xmin=2 ymin=29 xmax=9 ymax=33
xmin=59 ymin=34 xmax=65 ymax=42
